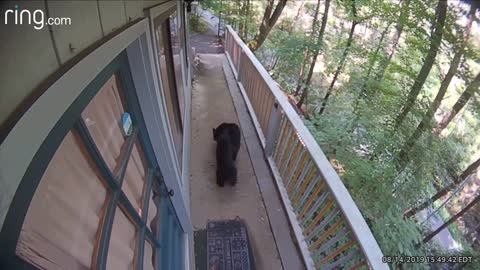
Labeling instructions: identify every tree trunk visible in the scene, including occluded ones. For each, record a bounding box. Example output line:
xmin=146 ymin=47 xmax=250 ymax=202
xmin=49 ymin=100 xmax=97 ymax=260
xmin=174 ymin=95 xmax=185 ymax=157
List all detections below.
xmin=295 ymin=0 xmax=323 ymax=96
xmin=396 ymin=4 xmax=475 ymax=166
xmin=297 ymin=82 xmax=309 ymax=108
xmin=459 ymin=157 xmax=480 ymax=180
xmin=404 ymin=156 xmax=480 ymax=218
xmin=423 ymin=193 xmax=480 ymax=243
xmin=269 ymin=55 xmax=279 ymax=71
xmin=239 ymin=0 xmax=247 ymax=38
xmin=249 ymin=0 xmax=288 ymax=52
xmin=290 ymin=0 xmax=305 ymax=33
xmin=357 ymin=22 xmax=392 ymax=101
xmin=433 ymin=72 xmax=480 ymax=135
xmin=376 ymin=0 xmax=411 ymax=82
xmin=294 ymin=55 xmax=308 ymax=96
xmin=294 ymin=0 xmax=305 ymax=22
xmin=244 ymin=0 xmax=251 ymax=38
xmin=318 ymin=0 xmax=357 ymax=116
xmin=394 ymin=0 xmax=447 ymax=128
xmin=217 ymin=0 xmax=222 ymax=37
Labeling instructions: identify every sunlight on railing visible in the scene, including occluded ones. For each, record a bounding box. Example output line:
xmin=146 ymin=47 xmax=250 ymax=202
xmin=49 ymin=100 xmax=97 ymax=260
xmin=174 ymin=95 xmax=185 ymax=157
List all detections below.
xmin=225 ymin=26 xmax=388 ymax=270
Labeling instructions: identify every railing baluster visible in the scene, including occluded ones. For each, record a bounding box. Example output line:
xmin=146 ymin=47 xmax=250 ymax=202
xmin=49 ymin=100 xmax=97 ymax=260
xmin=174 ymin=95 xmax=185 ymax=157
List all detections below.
xmin=237 ymin=50 xmax=244 ymax=82
xmin=349 ymin=260 xmax=367 ymax=270
xmin=258 ymin=84 xmax=269 ymax=132
xmin=308 ymin=219 xmax=344 ymax=250
xmin=292 ymin=166 xmax=316 ymax=208
xmin=280 ymin=139 xmax=300 ymax=180
xmin=315 ymin=239 xmax=356 ymax=268
xmin=265 ymin=102 xmax=282 ymax=156
xmin=275 ymin=123 xmax=292 ymax=165
xmin=252 ymin=74 xmax=261 ymax=117
xmin=322 ymin=248 xmax=359 ymax=270
xmin=278 ymin=127 xmax=296 ymax=172
xmin=298 ymin=181 xmax=326 ymax=219
xmin=295 ymin=174 xmax=321 ymax=211
xmin=281 ymin=139 xmax=301 ymax=178
xmin=286 ymin=149 xmax=308 ymax=188
xmin=236 ymin=43 xmax=241 ymax=73
xmin=314 ymin=228 xmax=349 ymax=257
xmin=302 ymin=190 xmax=330 ymax=223
xmin=262 ymin=94 xmax=273 ymax=133
xmin=274 ymin=119 xmax=289 ymax=163
xmin=304 ymin=199 xmax=336 ymax=236
xmin=307 ymin=208 xmax=340 ymax=241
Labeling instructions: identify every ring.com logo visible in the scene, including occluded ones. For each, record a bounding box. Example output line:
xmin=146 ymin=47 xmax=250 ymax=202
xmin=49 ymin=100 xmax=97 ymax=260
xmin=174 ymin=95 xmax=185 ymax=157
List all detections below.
xmin=4 ymin=4 xmax=71 ymax=30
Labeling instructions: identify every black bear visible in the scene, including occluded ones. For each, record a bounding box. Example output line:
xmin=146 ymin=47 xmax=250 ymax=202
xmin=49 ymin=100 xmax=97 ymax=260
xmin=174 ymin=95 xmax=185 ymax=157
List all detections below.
xmin=213 ymin=123 xmax=241 ymax=186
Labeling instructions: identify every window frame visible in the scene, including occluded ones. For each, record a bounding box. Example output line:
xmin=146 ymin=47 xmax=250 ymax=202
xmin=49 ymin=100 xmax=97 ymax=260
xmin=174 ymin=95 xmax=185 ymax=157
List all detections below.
xmin=0 ymin=52 xmax=170 ymax=270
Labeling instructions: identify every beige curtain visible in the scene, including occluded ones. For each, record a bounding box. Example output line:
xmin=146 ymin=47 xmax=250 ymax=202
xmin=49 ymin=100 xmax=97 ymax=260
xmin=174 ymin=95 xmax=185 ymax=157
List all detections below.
xmin=17 ymin=131 xmax=107 ymax=270
xmin=143 ymin=241 xmax=156 ymax=270
xmin=147 ymin=189 xmax=160 ymax=237
xmin=82 ymin=74 xmax=127 ymax=176
xmin=106 ymin=207 xmax=137 ymax=270
xmin=122 ymin=142 xmax=147 ymax=212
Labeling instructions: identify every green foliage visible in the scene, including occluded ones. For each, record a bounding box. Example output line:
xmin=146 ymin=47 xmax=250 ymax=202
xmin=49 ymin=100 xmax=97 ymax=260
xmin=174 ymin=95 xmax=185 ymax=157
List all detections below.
xmin=189 ymin=15 xmax=209 ymax=33
xmin=372 ymin=207 xmax=429 ymax=270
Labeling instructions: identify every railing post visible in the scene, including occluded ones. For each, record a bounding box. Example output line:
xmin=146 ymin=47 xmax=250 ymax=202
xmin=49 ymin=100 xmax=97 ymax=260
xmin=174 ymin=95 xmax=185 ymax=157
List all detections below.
xmin=237 ymin=50 xmax=243 ymax=82
xmin=265 ymin=102 xmax=281 ymax=156
xmin=225 ymin=28 xmax=229 ymax=53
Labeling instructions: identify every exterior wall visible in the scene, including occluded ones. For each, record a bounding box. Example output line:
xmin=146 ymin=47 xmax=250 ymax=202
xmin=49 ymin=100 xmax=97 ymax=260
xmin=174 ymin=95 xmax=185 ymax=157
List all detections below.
xmin=0 ymin=0 xmax=191 ymax=236
xmin=0 ymin=0 xmax=167 ymax=125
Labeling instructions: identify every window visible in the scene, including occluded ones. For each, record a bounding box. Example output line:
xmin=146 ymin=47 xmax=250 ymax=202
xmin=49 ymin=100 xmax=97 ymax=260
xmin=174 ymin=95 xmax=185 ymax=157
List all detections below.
xmin=154 ymin=16 xmax=183 ymax=171
xmin=15 ymin=73 xmax=164 ymax=270
xmin=169 ymin=11 xmax=186 ymax=127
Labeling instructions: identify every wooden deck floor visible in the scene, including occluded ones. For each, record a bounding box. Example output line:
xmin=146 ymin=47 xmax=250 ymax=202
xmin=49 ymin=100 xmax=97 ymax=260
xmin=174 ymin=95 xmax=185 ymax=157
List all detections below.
xmin=189 ymin=54 xmax=304 ymax=270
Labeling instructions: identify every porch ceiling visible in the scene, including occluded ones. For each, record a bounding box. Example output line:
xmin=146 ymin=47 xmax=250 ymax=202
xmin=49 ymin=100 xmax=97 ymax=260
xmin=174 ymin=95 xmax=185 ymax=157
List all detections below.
xmin=190 ymin=54 xmax=303 ymax=270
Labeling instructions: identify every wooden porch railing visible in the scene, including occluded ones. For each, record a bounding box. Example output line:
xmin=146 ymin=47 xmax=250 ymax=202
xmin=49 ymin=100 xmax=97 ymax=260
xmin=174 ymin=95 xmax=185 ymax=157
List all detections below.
xmin=224 ymin=26 xmax=388 ymax=270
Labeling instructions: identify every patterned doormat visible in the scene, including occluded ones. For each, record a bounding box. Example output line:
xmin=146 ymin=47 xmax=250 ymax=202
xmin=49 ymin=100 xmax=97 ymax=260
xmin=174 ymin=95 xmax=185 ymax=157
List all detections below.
xmin=206 ymin=219 xmax=255 ymax=270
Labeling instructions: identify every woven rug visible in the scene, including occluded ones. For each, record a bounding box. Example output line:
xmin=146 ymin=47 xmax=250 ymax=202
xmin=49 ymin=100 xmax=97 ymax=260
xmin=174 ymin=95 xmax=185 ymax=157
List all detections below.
xmin=206 ymin=218 xmax=255 ymax=270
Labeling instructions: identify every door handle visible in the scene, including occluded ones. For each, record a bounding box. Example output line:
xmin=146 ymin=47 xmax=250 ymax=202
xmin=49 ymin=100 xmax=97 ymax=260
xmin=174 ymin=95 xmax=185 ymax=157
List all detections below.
xmin=168 ymin=189 xmax=174 ymax=197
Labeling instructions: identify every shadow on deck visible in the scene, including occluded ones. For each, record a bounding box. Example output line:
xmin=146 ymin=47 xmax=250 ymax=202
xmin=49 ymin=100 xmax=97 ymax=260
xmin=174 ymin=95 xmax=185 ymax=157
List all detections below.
xmin=190 ymin=54 xmax=304 ymax=270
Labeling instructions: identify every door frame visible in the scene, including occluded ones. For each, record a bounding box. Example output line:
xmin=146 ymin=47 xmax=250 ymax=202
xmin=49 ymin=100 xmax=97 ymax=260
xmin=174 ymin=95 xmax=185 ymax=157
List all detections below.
xmin=145 ymin=1 xmax=191 ymax=188
xmin=0 ymin=16 xmax=191 ymax=270
xmin=126 ymin=29 xmax=191 ymax=233
xmin=143 ymin=0 xmax=192 ymax=232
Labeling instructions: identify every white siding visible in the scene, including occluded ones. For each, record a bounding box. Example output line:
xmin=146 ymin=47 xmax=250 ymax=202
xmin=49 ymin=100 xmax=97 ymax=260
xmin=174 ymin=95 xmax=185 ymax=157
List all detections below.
xmin=98 ymin=0 xmax=127 ymax=34
xmin=124 ymin=0 xmax=144 ymax=21
xmin=0 ymin=0 xmax=165 ymax=125
xmin=0 ymin=0 xmax=59 ymax=124
xmin=48 ymin=1 xmax=103 ymax=63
